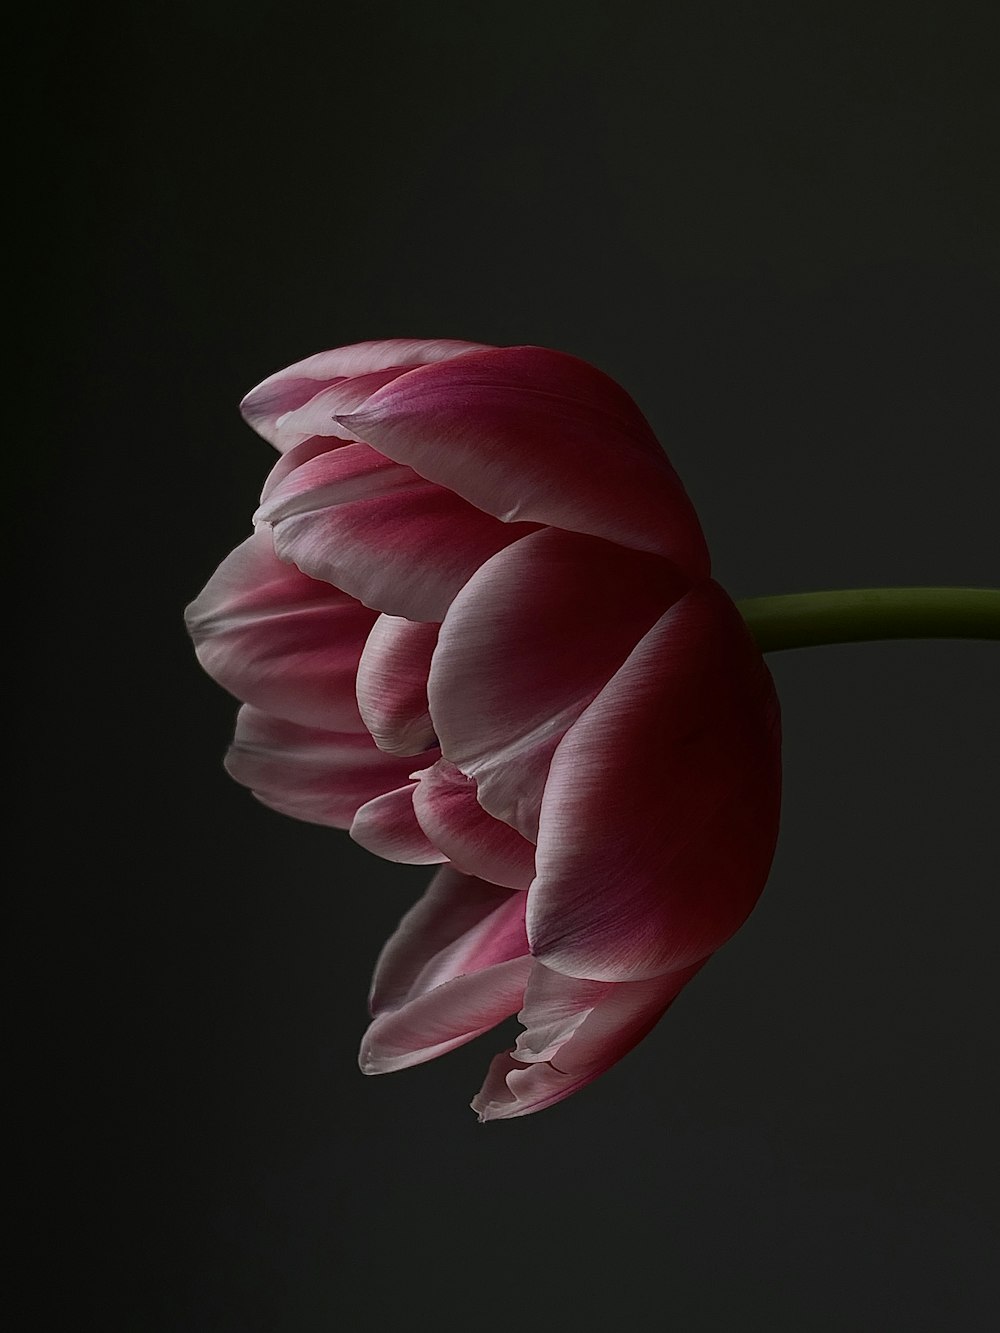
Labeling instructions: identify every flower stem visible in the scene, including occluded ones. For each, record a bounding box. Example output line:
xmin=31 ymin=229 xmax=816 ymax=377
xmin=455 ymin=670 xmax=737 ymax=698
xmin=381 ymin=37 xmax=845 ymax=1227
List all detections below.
xmin=736 ymin=587 xmax=1000 ymax=653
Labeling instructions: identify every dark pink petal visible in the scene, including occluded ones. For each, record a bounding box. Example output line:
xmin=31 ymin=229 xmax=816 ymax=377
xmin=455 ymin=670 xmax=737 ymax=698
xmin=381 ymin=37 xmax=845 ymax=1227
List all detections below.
xmin=471 ymin=959 xmax=704 ymax=1121
xmin=185 ymin=529 xmax=376 ymax=732
xmin=361 ymin=870 xmax=531 ymax=1071
xmin=368 ymin=867 xmax=526 ymax=1015
xmin=527 ymin=581 xmax=781 ymax=982
xmin=410 ymin=761 xmax=536 ymax=890
xmin=240 ymin=338 xmax=491 ymax=452
xmin=256 ymin=442 xmax=537 ymax=621
xmin=336 ymin=345 xmax=710 ymax=577
xmin=356 ymin=615 xmax=439 ymax=756
xmin=428 ymin=528 xmax=691 ymax=838
xmin=224 ymin=705 xmax=438 ymax=828
xmin=350 ymin=783 xmax=446 ymax=865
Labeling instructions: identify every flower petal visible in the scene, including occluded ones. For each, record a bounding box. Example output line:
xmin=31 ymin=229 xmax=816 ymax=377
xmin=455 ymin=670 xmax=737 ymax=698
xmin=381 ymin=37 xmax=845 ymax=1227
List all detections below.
xmin=411 ymin=760 xmax=537 ymax=889
xmin=185 ymin=529 xmax=376 ymax=731
xmin=361 ymin=870 xmax=532 ymax=1071
xmin=527 ymin=581 xmax=781 ymax=982
xmin=428 ymin=527 xmax=691 ymax=838
xmin=368 ymin=867 xmax=526 ymax=1015
xmin=224 ymin=705 xmax=436 ymax=828
xmin=240 ymin=338 xmax=492 ymax=452
xmin=471 ymin=959 xmax=704 ymax=1121
xmin=256 ymin=442 xmax=537 ymax=621
xmin=360 ymin=956 xmax=532 ymax=1074
xmin=350 ymin=783 xmax=447 ymax=865
xmin=336 ymin=345 xmax=710 ymax=577
xmin=355 ymin=615 xmax=439 ymax=756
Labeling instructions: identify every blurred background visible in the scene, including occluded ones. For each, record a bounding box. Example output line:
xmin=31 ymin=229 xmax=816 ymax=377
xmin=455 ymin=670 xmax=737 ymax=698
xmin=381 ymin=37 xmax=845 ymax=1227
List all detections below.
xmin=24 ymin=1 xmax=999 ymax=1328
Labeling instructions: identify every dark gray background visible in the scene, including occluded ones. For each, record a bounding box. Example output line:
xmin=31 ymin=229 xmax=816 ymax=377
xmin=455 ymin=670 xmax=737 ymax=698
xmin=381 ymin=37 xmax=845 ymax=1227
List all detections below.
xmin=26 ymin=2 xmax=998 ymax=1329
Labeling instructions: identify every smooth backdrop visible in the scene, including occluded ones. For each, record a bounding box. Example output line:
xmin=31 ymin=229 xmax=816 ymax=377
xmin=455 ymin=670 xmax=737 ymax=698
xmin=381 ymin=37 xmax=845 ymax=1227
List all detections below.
xmin=27 ymin=3 xmax=999 ymax=1329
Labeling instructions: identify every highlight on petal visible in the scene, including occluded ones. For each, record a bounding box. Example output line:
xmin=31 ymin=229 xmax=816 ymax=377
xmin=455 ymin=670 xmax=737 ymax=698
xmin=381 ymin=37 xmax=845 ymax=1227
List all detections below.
xmin=224 ymin=705 xmax=438 ymax=828
xmin=350 ymin=784 xmax=446 ymax=865
xmin=185 ymin=529 xmax=377 ymax=731
xmin=240 ymin=338 xmax=492 ymax=452
xmin=335 ymin=345 xmax=710 ymax=577
xmin=428 ymin=527 xmax=691 ymax=838
xmin=471 ymin=958 xmax=704 ymax=1121
xmin=527 ymin=580 xmax=781 ymax=982
xmin=256 ymin=442 xmax=538 ymax=621
xmin=361 ymin=869 xmax=531 ymax=1073
xmin=355 ymin=614 xmax=439 ymax=756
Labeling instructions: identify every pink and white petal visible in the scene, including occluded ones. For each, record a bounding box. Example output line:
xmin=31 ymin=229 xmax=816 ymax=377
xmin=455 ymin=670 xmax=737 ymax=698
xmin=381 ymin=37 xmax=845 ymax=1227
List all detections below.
xmin=360 ymin=955 xmax=533 ymax=1074
xmin=527 ymin=581 xmax=781 ymax=983
xmin=336 ymin=345 xmax=710 ymax=577
xmin=185 ymin=529 xmax=377 ymax=731
xmin=240 ymin=338 xmax=492 ymax=452
xmin=471 ymin=959 xmax=704 ymax=1120
xmin=224 ymin=705 xmax=438 ymax=828
xmin=411 ymin=761 xmax=536 ymax=890
xmin=368 ymin=867 xmax=528 ymax=1015
xmin=256 ymin=442 xmax=537 ymax=621
xmin=350 ymin=783 xmax=446 ymax=865
xmin=428 ymin=527 xmax=691 ymax=839
xmin=356 ymin=615 xmax=439 ymax=756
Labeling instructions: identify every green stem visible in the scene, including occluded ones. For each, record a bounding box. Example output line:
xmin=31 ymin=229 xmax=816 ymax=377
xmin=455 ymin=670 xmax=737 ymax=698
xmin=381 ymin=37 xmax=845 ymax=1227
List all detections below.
xmin=736 ymin=587 xmax=1000 ymax=653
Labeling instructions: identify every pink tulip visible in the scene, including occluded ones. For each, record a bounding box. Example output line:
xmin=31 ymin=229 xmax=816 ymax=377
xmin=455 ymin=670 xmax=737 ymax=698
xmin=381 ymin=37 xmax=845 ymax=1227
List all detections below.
xmin=186 ymin=338 xmax=781 ymax=1119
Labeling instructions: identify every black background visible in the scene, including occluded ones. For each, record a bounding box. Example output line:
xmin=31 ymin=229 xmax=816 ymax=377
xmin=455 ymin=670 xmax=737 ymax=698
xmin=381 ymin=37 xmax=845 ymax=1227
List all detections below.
xmin=25 ymin=2 xmax=999 ymax=1329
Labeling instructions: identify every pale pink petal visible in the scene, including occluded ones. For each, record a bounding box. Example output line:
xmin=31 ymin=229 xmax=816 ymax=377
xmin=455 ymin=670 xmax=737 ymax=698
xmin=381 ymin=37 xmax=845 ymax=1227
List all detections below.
xmin=185 ymin=529 xmax=376 ymax=731
xmin=349 ymin=784 xmax=446 ymax=865
xmin=527 ymin=581 xmax=781 ymax=982
xmin=368 ymin=867 xmax=526 ymax=1015
xmin=224 ymin=705 xmax=438 ymax=828
xmin=360 ymin=956 xmax=532 ymax=1074
xmin=355 ymin=615 xmax=439 ymax=756
xmin=256 ymin=442 xmax=538 ymax=621
xmin=471 ymin=959 xmax=704 ymax=1120
xmin=335 ymin=345 xmax=709 ymax=577
xmin=240 ymin=338 xmax=492 ymax=452
xmin=428 ymin=527 xmax=691 ymax=838
xmin=362 ymin=870 xmax=532 ymax=1071
xmin=411 ymin=760 xmax=536 ymax=890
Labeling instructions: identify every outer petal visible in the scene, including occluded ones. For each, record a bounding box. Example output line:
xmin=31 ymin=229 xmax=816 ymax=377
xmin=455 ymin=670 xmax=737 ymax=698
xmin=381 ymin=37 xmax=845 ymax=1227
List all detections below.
xmin=471 ymin=959 xmax=704 ymax=1121
xmin=224 ymin=705 xmax=438 ymax=828
xmin=411 ymin=761 xmax=537 ymax=890
xmin=185 ymin=529 xmax=376 ymax=731
xmin=367 ymin=868 xmax=525 ymax=1014
xmin=356 ymin=615 xmax=439 ymax=756
xmin=349 ymin=783 xmax=447 ymax=865
xmin=240 ymin=338 xmax=492 ymax=452
xmin=527 ymin=581 xmax=782 ymax=982
xmin=361 ymin=870 xmax=531 ymax=1072
xmin=256 ymin=442 xmax=537 ymax=621
xmin=336 ymin=345 xmax=710 ymax=577
xmin=428 ymin=528 xmax=691 ymax=838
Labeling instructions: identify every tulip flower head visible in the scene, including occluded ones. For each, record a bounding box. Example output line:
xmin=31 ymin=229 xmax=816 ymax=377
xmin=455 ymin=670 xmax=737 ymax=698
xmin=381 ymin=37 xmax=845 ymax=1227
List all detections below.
xmin=186 ymin=339 xmax=781 ymax=1119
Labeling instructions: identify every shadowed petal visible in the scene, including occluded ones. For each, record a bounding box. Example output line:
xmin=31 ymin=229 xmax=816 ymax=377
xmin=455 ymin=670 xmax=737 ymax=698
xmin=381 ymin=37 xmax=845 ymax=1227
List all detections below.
xmin=240 ymin=338 xmax=491 ymax=451
xmin=256 ymin=442 xmax=537 ymax=620
xmin=428 ymin=527 xmax=690 ymax=838
xmin=224 ymin=705 xmax=438 ymax=828
xmin=411 ymin=761 xmax=536 ymax=889
xmin=336 ymin=345 xmax=709 ymax=576
xmin=350 ymin=783 xmax=447 ymax=865
xmin=471 ymin=959 xmax=704 ymax=1120
xmin=185 ymin=529 xmax=376 ymax=731
xmin=527 ymin=581 xmax=781 ymax=982
xmin=356 ymin=615 xmax=440 ymax=756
